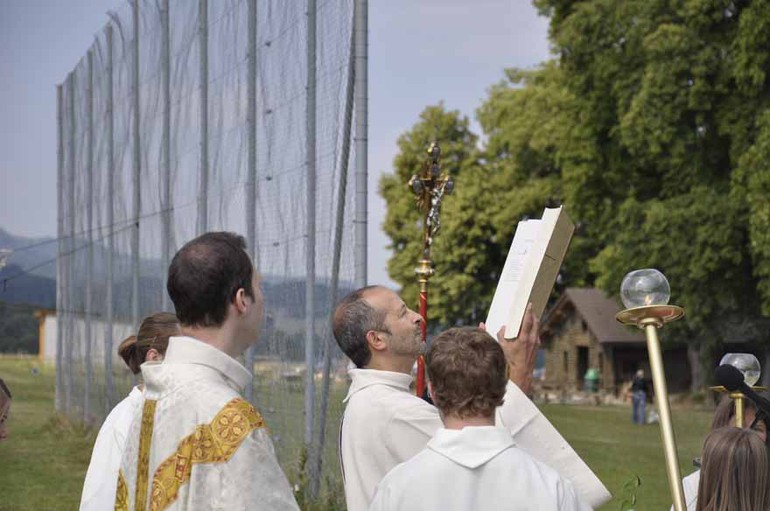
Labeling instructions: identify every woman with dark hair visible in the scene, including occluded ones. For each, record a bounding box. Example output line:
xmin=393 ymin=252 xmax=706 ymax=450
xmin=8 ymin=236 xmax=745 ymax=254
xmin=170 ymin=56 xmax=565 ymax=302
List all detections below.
xmin=672 ymin=395 xmax=768 ymax=511
xmin=79 ymin=312 xmax=180 ymax=511
xmin=695 ymin=427 xmax=769 ymax=511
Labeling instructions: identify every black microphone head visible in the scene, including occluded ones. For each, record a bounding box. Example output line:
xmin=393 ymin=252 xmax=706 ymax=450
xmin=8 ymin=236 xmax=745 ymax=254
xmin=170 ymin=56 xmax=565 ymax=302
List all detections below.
xmin=715 ymin=364 xmax=745 ymax=392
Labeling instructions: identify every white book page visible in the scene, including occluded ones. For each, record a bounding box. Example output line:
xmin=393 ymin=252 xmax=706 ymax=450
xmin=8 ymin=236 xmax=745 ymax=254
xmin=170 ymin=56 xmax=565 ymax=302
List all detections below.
xmin=503 ymin=208 xmax=561 ymax=338
xmin=485 ymin=219 xmax=541 ymax=338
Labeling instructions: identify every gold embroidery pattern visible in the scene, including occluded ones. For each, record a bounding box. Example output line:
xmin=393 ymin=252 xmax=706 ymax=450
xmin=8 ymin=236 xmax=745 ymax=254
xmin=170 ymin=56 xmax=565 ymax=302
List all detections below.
xmin=115 ymin=470 xmax=129 ymax=511
xmin=136 ymin=399 xmax=158 ymax=511
xmin=149 ymin=398 xmax=265 ymax=511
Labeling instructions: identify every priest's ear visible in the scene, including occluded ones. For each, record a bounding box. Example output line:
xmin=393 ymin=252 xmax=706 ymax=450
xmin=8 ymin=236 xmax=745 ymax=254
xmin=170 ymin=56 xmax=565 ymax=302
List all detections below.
xmin=365 ymin=329 xmax=388 ymax=354
xmin=427 ymin=381 xmax=437 ymax=403
xmin=233 ymin=287 xmax=250 ymax=315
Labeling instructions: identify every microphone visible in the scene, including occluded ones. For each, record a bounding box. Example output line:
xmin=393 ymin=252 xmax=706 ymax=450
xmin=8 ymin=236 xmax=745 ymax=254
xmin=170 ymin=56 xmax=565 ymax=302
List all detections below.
xmin=714 ymin=364 xmax=770 ymax=419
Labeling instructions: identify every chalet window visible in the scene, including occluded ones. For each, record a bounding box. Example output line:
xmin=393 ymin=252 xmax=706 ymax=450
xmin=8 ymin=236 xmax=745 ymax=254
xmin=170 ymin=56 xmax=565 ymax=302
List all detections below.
xmin=599 ymin=352 xmax=604 ymax=375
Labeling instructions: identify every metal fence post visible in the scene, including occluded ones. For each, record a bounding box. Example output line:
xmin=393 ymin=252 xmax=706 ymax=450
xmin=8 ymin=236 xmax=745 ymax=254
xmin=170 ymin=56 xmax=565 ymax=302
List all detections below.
xmin=84 ymin=49 xmax=95 ymax=423
xmin=161 ymin=0 xmax=172 ymax=310
xmin=354 ymin=0 xmax=368 ymax=288
xmin=56 ymin=84 xmax=64 ymax=413
xmin=131 ymin=0 xmax=141 ymax=328
xmin=245 ymin=0 xmax=258 ymax=403
xmin=304 ymin=0 xmax=318 ymax=470
xmin=197 ymin=0 xmax=209 ymax=235
xmin=105 ymin=24 xmax=116 ymax=413
xmin=66 ymin=72 xmax=77 ymax=415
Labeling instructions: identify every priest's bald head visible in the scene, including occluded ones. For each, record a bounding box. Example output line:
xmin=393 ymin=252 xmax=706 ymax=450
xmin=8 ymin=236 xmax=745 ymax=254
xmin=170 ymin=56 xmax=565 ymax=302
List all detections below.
xmin=333 ymin=286 xmax=424 ymax=374
xmin=427 ymin=326 xmax=507 ymax=424
xmin=167 ymin=232 xmax=264 ymax=357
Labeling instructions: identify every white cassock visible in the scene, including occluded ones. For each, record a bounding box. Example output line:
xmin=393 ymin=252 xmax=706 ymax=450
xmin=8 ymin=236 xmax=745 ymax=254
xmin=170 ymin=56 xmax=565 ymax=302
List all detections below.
xmin=79 ymin=386 xmax=144 ymax=511
xmin=340 ymin=369 xmax=610 ymax=511
xmin=670 ymin=470 xmax=699 ymax=511
xmin=115 ymin=336 xmax=299 ymax=511
xmin=368 ymin=426 xmax=591 ymax=511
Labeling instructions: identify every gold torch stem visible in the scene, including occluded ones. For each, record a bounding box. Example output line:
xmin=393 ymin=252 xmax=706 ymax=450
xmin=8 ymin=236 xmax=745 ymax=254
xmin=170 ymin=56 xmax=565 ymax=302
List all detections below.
xmin=643 ymin=321 xmax=685 ymax=511
xmin=730 ymin=392 xmax=745 ymax=428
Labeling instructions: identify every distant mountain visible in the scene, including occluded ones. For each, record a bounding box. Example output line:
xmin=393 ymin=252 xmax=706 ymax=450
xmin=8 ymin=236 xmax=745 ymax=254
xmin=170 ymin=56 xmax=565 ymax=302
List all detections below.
xmin=0 ymin=228 xmax=58 ymax=280
xmin=0 ymin=263 xmax=55 ymax=309
xmin=0 ymin=227 xmax=357 ymax=314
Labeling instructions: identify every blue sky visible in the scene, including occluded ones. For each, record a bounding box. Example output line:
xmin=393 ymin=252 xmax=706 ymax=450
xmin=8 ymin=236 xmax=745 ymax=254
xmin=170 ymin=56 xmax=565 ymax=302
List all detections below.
xmin=0 ymin=0 xmax=550 ymax=287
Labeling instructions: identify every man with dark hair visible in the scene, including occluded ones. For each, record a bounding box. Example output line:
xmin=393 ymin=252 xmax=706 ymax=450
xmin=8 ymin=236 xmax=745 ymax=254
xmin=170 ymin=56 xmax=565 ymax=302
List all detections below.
xmin=334 ymin=286 xmax=609 ymax=511
xmin=116 ymin=232 xmax=298 ymax=510
xmin=369 ymin=327 xmax=590 ymax=510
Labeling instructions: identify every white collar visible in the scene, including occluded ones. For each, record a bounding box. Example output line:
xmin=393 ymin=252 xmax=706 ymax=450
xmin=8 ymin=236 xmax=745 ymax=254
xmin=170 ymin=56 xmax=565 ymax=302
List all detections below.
xmin=428 ymin=426 xmax=514 ymax=469
xmin=343 ymin=368 xmax=413 ymax=403
xmin=143 ymin=336 xmax=251 ymax=395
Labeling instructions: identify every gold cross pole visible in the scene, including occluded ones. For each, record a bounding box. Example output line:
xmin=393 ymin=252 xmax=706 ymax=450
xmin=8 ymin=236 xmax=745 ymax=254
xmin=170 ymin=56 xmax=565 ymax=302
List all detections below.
xmin=408 ymin=142 xmax=454 ymax=397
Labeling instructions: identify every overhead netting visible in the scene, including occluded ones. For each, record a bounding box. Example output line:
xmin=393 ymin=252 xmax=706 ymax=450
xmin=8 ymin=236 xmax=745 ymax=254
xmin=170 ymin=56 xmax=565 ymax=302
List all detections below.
xmin=57 ymin=0 xmax=358 ymax=502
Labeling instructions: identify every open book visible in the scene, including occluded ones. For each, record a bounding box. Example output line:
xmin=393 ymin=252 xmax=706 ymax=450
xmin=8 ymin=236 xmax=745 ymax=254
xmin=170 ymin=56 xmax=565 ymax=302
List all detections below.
xmin=486 ymin=206 xmax=575 ymax=339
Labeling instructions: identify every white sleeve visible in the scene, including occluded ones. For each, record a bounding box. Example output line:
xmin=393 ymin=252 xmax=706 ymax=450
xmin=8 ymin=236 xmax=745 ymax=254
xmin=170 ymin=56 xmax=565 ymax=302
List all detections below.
xmin=368 ymin=482 xmax=391 ymax=511
xmin=558 ymin=477 xmax=593 ymax=511
xmin=496 ymin=381 xmax=611 ymax=508
xmin=385 ymin=401 xmax=442 ymax=463
xmin=216 ymin=428 xmax=300 ymax=511
xmin=79 ymin=421 xmax=122 ymax=511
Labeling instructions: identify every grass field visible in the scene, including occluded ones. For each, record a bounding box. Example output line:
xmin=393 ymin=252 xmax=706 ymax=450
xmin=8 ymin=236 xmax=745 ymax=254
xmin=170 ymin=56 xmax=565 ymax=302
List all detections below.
xmin=0 ymin=355 xmax=713 ymax=510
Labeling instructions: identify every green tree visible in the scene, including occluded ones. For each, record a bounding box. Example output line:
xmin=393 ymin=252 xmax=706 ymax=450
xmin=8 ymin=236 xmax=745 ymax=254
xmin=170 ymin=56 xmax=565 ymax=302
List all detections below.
xmin=381 ymin=0 xmax=770 ymax=389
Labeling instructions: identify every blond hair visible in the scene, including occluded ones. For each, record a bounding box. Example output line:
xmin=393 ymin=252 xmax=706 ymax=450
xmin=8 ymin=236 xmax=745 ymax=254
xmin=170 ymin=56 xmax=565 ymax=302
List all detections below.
xmin=695 ymin=427 xmax=770 ymax=511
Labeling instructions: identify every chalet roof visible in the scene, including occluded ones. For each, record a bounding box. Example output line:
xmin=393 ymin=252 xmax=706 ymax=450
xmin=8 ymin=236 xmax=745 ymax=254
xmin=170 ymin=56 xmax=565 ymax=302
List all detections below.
xmin=542 ymin=288 xmax=645 ymax=344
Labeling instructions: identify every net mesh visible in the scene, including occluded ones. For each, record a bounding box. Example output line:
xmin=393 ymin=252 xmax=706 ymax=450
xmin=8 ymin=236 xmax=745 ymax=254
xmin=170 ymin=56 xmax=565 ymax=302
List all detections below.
xmin=57 ymin=0 xmax=357 ymax=501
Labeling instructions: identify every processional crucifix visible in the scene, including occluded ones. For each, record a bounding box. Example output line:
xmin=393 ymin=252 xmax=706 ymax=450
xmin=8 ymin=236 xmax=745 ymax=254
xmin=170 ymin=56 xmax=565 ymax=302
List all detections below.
xmin=408 ymin=142 xmax=454 ymax=397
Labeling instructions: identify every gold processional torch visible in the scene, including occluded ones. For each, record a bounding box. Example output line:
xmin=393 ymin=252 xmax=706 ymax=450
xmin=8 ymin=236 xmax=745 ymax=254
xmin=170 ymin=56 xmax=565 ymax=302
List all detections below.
xmin=615 ymin=269 xmax=686 ymax=511
xmin=408 ymin=142 xmax=454 ymax=397
xmin=710 ymin=353 xmax=766 ymax=427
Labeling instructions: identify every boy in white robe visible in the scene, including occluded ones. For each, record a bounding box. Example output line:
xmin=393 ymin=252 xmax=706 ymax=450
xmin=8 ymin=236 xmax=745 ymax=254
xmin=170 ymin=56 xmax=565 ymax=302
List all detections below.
xmin=115 ymin=232 xmax=298 ymax=511
xmin=369 ymin=326 xmax=591 ymax=511
xmin=333 ymin=286 xmax=609 ymax=511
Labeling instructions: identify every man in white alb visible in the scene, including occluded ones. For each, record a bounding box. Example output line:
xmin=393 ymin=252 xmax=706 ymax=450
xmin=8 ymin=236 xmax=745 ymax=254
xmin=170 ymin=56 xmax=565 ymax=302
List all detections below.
xmin=115 ymin=232 xmax=298 ymax=510
xmin=333 ymin=286 xmax=609 ymax=511
xmin=369 ymin=326 xmax=591 ymax=510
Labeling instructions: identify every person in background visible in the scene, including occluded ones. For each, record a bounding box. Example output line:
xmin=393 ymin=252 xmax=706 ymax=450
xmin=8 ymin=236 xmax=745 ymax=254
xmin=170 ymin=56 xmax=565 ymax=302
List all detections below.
xmin=630 ymin=369 xmax=648 ymax=425
xmin=694 ymin=426 xmax=769 ymax=511
xmin=0 ymin=378 xmax=11 ymax=441
xmin=368 ymin=326 xmax=590 ymax=511
xmin=79 ymin=312 xmax=180 ymax=511
xmin=673 ymin=395 xmax=768 ymax=511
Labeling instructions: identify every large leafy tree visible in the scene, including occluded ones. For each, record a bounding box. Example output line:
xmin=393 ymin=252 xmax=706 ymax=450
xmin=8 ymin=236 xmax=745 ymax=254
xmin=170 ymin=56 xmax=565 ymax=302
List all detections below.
xmin=380 ymin=0 xmax=770 ymax=389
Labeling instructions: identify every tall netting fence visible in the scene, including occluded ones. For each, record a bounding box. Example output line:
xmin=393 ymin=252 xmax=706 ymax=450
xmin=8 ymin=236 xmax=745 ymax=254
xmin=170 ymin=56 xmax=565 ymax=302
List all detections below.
xmin=57 ymin=0 xmax=360 ymax=502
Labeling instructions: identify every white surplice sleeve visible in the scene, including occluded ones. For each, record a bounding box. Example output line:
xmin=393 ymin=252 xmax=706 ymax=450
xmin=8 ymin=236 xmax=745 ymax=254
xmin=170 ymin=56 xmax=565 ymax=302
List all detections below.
xmin=79 ymin=391 xmax=140 ymax=511
xmin=385 ymin=399 xmax=443 ymax=464
xmin=496 ymin=381 xmax=611 ymax=508
xmin=79 ymin=418 xmax=124 ymax=511
xmin=558 ymin=477 xmax=593 ymax=511
xmin=214 ymin=428 xmax=300 ymax=511
xmin=368 ymin=481 xmax=392 ymax=511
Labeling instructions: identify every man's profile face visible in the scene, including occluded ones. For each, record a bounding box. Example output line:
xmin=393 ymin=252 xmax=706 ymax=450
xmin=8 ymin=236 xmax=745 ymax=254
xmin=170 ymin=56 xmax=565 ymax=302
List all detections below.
xmin=366 ymin=288 xmax=423 ymax=359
